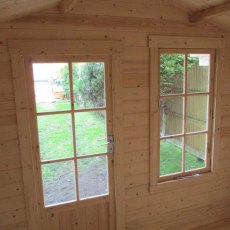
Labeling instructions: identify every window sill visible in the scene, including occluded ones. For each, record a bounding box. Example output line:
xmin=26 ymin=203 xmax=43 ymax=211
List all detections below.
xmin=149 ymin=171 xmax=216 ymax=193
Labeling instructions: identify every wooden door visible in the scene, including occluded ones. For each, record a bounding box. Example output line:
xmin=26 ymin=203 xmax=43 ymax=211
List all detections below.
xmin=26 ymin=56 xmax=115 ymax=230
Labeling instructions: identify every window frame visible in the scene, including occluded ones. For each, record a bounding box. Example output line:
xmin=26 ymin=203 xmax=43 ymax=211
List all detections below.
xmin=149 ymin=36 xmax=224 ymax=187
xmin=8 ymin=40 xmax=124 ymax=230
xmin=30 ymin=56 xmax=113 ymax=207
xmin=158 ymin=49 xmax=214 ymax=182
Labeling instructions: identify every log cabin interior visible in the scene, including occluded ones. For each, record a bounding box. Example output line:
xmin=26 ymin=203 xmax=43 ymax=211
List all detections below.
xmin=1 ymin=0 xmax=230 ymax=229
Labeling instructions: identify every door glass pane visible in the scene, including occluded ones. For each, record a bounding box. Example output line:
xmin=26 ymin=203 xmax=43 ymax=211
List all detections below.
xmin=185 ymin=134 xmax=206 ymax=171
xmin=160 ymin=137 xmax=182 ymax=176
xmin=186 ymin=95 xmax=208 ymax=133
xmin=78 ymin=156 xmax=108 ymax=200
xmin=72 ymin=62 xmax=106 ymax=109
xmin=32 ymin=63 xmax=71 ymax=113
xmin=37 ymin=114 xmax=74 ymax=161
xmin=160 ymin=54 xmax=184 ymax=95
xmin=75 ymin=111 xmax=107 ymax=156
xmin=42 ymin=161 xmax=76 ymax=206
xmin=187 ymin=54 xmax=210 ymax=93
xmin=160 ymin=97 xmax=183 ymax=137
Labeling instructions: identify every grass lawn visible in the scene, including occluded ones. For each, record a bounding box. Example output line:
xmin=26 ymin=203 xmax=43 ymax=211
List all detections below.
xmin=37 ymin=101 xmax=107 ymax=178
xmin=37 ymin=100 xmax=204 ymax=178
xmin=37 ymin=101 xmax=107 ymax=161
xmin=160 ymin=141 xmax=205 ymax=176
xmin=36 ymin=100 xmax=71 ymax=113
xmin=38 ymin=113 xmax=74 ymax=161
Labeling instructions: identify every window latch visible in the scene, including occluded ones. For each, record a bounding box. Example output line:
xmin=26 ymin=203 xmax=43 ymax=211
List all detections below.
xmin=107 ymin=135 xmax=114 ymax=154
xmin=97 ymin=136 xmax=114 ymax=154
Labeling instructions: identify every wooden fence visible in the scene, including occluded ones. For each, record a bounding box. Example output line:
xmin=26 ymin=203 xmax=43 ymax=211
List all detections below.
xmin=161 ymin=64 xmax=209 ymax=159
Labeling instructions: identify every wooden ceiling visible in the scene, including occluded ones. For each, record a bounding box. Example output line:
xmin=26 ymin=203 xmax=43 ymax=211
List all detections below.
xmin=1 ymin=0 xmax=230 ymax=31
xmin=168 ymin=0 xmax=230 ymax=31
xmin=0 ymin=0 xmax=78 ymax=22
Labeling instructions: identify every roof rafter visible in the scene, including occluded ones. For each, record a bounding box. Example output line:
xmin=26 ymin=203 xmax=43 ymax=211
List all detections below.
xmin=189 ymin=1 xmax=230 ymax=23
xmin=0 ymin=0 xmax=59 ymax=22
xmin=59 ymin=0 xmax=79 ymax=14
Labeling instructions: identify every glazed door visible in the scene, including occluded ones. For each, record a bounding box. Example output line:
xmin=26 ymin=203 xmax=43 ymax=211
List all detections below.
xmin=27 ymin=56 xmax=115 ymax=230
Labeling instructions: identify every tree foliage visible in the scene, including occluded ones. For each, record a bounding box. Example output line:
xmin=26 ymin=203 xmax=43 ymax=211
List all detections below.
xmin=59 ymin=62 xmax=105 ymax=109
xmin=75 ymin=63 xmax=105 ymax=108
xmin=160 ymin=54 xmax=198 ymax=94
xmin=160 ymin=54 xmax=199 ymax=135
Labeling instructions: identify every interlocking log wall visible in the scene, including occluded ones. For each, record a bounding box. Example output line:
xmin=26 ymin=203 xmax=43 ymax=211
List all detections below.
xmin=0 ymin=0 xmax=230 ymax=229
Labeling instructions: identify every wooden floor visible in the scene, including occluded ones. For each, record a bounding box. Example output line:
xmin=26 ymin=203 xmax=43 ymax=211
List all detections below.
xmin=192 ymin=218 xmax=230 ymax=230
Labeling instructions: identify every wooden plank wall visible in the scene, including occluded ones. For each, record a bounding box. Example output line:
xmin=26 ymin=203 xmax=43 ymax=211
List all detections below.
xmin=43 ymin=203 xmax=109 ymax=230
xmin=0 ymin=44 xmax=27 ymax=229
xmin=123 ymin=41 xmax=230 ymax=229
xmin=0 ymin=0 xmax=230 ymax=229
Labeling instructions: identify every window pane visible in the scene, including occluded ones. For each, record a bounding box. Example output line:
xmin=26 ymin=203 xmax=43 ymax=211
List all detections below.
xmin=32 ymin=63 xmax=71 ymax=113
xmin=37 ymin=114 xmax=74 ymax=161
xmin=75 ymin=111 xmax=107 ymax=156
xmin=160 ymin=54 xmax=184 ymax=95
xmin=78 ymin=156 xmax=108 ymax=199
xmin=160 ymin=137 xmax=182 ymax=176
xmin=42 ymin=161 xmax=76 ymax=206
xmin=160 ymin=97 xmax=183 ymax=137
xmin=187 ymin=54 xmax=210 ymax=93
xmin=185 ymin=134 xmax=206 ymax=171
xmin=186 ymin=95 xmax=208 ymax=133
xmin=72 ymin=62 xmax=106 ymax=109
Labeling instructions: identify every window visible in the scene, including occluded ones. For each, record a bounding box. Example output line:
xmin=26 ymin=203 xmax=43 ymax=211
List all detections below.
xmin=32 ymin=61 xmax=111 ymax=207
xmin=158 ymin=50 xmax=214 ymax=181
xmin=149 ymin=36 xmax=224 ymax=184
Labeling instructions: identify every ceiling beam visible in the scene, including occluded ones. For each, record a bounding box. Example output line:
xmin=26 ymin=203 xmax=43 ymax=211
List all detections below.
xmin=189 ymin=1 xmax=230 ymax=23
xmin=59 ymin=0 xmax=79 ymax=14
xmin=0 ymin=0 xmax=59 ymax=22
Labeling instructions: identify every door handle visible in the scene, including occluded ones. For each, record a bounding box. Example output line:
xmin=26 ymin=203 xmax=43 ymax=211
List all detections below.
xmin=96 ymin=136 xmax=114 ymax=154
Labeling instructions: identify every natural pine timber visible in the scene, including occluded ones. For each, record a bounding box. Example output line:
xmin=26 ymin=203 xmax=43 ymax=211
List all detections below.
xmin=0 ymin=0 xmax=59 ymax=22
xmin=0 ymin=1 xmax=230 ymax=229
xmin=59 ymin=0 xmax=79 ymax=14
xmin=189 ymin=1 xmax=230 ymax=23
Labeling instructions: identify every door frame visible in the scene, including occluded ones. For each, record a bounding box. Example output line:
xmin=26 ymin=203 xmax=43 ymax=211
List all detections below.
xmin=8 ymin=40 xmax=125 ymax=230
